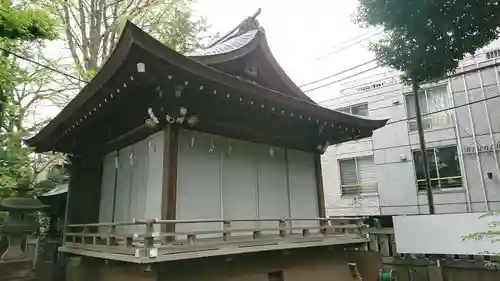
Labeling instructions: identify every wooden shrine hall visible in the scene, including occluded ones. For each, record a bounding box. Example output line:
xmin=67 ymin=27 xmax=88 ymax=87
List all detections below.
xmin=26 ymin=10 xmax=387 ymax=281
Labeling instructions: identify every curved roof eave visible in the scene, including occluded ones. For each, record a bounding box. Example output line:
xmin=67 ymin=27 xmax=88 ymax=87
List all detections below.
xmin=187 ymin=29 xmax=260 ymax=62
xmin=189 ymin=28 xmax=315 ymax=103
xmin=122 ymin=22 xmax=389 ymax=130
xmin=256 ymin=32 xmax=316 ymax=103
xmin=25 ymin=21 xmax=388 ymax=150
xmin=24 ymin=26 xmax=135 ymax=148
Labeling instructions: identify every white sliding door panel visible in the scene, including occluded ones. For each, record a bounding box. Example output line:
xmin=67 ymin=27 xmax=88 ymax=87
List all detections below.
xmin=257 ymin=146 xmax=289 ymax=231
xmin=97 ymin=131 xmax=167 ymax=234
xmin=287 ymin=150 xmax=319 ymax=232
xmin=129 ymin=139 xmax=148 ymax=234
xmin=145 ymin=132 xmax=165 ymax=227
xmin=221 ymin=139 xmax=258 ymax=234
xmin=99 ymin=151 xmax=117 ymax=233
xmin=177 ymin=130 xmax=222 ymax=237
xmin=114 ymin=145 xmax=133 ymax=233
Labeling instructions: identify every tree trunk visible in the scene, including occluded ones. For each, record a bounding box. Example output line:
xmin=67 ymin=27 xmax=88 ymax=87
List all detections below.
xmin=412 ymin=79 xmax=435 ymax=214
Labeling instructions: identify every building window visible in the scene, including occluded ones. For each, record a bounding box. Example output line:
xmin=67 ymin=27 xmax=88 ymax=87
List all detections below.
xmin=268 ymin=271 xmax=284 ymax=281
xmin=405 ymin=85 xmax=453 ymax=132
xmin=412 ymin=146 xmax=463 ymax=191
xmin=339 ymin=156 xmax=377 ymax=196
xmin=338 ymin=103 xmax=369 ymax=116
xmin=486 ymin=49 xmax=500 ymax=60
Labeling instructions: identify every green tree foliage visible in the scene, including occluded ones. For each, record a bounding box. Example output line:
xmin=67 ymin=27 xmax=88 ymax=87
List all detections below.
xmin=462 ymin=212 xmax=500 ymax=267
xmin=0 ymin=1 xmax=58 ymax=41
xmin=354 ymin=0 xmax=500 ymax=83
xmin=0 ymin=134 xmax=31 ymax=198
xmin=52 ymin=0 xmax=213 ymax=79
xmin=1 ymin=0 xmax=212 ymax=202
xmin=356 ymin=0 xmax=500 ymax=259
xmin=0 ymin=0 xmax=58 ymax=130
xmin=0 ymin=0 xmax=58 ymax=200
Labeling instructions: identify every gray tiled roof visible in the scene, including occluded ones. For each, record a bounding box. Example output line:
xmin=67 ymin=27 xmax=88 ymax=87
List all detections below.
xmin=188 ymin=30 xmax=258 ymax=57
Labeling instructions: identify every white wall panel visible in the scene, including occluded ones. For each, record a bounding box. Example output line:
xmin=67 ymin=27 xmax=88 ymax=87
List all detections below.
xmin=98 ymin=131 xmax=166 ymax=234
xmin=99 ymin=151 xmax=117 ymax=230
xmin=114 ymin=145 xmax=133 ymax=233
xmin=176 ymin=130 xmax=222 ymax=236
xmin=287 ymin=149 xmax=319 ymax=230
xmin=145 ymin=132 xmax=165 ymax=223
xmin=256 ymin=146 xmax=289 ymax=230
xmin=128 ymin=138 xmax=148 ymax=233
xmin=176 ymin=129 xmax=320 ymax=236
xmin=221 ymin=139 xmax=258 ymax=234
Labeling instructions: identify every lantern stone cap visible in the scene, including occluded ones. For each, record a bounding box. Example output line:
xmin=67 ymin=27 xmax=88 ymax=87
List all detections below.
xmin=0 ymin=197 xmax=47 ymax=212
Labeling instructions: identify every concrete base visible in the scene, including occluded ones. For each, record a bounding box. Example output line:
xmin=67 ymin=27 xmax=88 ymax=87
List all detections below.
xmin=386 ymin=261 xmax=500 ymax=281
xmin=0 ymin=259 xmax=35 ymax=281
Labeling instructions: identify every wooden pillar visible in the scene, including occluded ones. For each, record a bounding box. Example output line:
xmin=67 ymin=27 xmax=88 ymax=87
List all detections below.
xmin=67 ymin=155 xmax=103 ymax=225
xmin=314 ymin=153 xmax=327 ymax=221
xmin=428 ymin=263 xmax=444 ymax=281
xmin=63 ymin=155 xmax=80 ymax=238
xmin=161 ymin=125 xmax=179 ymax=235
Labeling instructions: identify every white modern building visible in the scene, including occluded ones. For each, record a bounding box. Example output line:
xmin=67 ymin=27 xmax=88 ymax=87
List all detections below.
xmin=321 ymin=42 xmax=500 ymax=218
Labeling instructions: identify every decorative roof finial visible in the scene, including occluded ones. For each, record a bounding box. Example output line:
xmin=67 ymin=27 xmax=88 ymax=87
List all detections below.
xmin=237 ymin=8 xmax=261 ymax=34
xmin=205 ymin=8 xmax=262 ymax=48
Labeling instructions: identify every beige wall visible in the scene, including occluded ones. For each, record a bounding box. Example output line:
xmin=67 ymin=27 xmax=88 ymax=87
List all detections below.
xmin=66 ymin=257 xmax=156 ymax=281
xmin=444 ymin=268 xmax=500 ymax=281
xmin=66 ymin=248 xmax=383 ymax=281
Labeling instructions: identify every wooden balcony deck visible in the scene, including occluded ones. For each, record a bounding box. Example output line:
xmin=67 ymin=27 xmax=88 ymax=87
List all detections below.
xmin=61 ymin=218 xmax=368 ymax=263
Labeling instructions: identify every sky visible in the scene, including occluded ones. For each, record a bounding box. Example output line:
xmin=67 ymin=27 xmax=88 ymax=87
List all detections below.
xmin=194 ymin=0 xmax=378 ymax=103
xmin=34 ymin=0 xmax=379 ymax=124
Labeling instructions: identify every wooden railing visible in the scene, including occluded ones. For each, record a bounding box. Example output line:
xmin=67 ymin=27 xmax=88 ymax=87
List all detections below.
xmin=365 ymin=228 xmax=397 ymax=257
xmin=62 ymin=217 xmax=368 ymax=262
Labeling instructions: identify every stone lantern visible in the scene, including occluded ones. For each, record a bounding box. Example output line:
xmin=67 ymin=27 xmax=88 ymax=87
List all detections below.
xmin=0 ymin=178 xmax=46 ymax=281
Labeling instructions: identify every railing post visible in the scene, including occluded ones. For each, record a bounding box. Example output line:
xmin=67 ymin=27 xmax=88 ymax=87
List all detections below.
xmin=355 ymin=218 xmax=364 ymax=235
xmin=125 ymin=237 xmax=133 ymax=248
xmin=279 ymin=219 xmax=287 ymax=237
xmin=82 ymin=225 xmax=89 ymax=245
xmin=379 ymin=234 xmax=391 ymax=257
xmin=320 ymin=218 xmax=328 ymax=236
xmin=143 ymin=220 xmax=155 ymax=257
xmin=107 ymin=225 xmax=116 ymax=246
xmin=369 ymin=233 xmax=380 ymax=252
xmin=341 ymin=219 xmax=351 ymax=235
xmin=223 ymin=220 xmax=231 ymax=241
xmin=187 ymin=234 xmax=196 ymax=245
xmin=390 ymin=233 xmax=398 ymax=256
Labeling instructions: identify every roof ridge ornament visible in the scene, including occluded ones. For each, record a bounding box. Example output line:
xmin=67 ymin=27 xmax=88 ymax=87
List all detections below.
xmin=237 ymin=9 xmax=261 ymax=35
xmin=205 ymin=8 xmax=261 ymax=49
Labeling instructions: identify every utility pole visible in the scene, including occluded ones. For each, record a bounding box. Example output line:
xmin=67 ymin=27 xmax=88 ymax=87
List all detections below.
xmin=412 ymin=79 xmax=435 ymax=214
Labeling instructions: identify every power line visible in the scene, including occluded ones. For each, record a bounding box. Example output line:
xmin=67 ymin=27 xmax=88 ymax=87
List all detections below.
xmin=320 ymin=29 xmax=376 ymax=54
xmin=385 ymin=93 xmax=500 ymax=127
xmin=318 ymin=82 xmax=403 ymax=105
xmin=0 ymin=47 xmax=87 ymax=83
xmin=320 ymin=82 xmax=498 ymax=126
xmin=314 ymin=51 xmax=493 ymax=104
xmin=299 ymin=59 xmax=378 ymax=88
xmin=316 ymin=30 xmax=384 ymax=61
xmin=303 ymin=65 xmax=381 ymax=93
